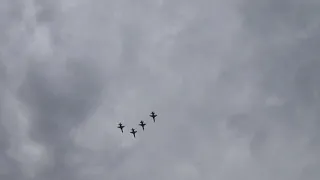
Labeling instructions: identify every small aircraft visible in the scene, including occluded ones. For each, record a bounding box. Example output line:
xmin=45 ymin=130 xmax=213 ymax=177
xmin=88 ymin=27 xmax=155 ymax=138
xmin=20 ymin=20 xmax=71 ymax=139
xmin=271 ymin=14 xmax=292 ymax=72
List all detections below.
xmin=139 ymin=120 xmax=146 ymax=131
xmin=149 ymin=111 xmax=157 ymax=122
xmin=130 ymin=128 xmax=137 ymax=138
xmin=117 ymin=123 xmax=125 ymax=133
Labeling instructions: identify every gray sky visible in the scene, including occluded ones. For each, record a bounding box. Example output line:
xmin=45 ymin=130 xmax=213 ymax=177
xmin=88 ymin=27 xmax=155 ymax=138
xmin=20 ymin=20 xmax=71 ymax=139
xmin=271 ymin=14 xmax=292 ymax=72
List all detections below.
xmin=1 ymin=0 xmax=320 ymax=180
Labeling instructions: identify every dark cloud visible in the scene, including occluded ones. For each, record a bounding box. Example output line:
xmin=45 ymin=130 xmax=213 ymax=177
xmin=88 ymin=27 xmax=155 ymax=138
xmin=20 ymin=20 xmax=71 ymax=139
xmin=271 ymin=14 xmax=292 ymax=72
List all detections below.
xmin=1 ymin=0 xmax=320 ymax=180
xmin=15 ymin=59 xmax=107 ymax=180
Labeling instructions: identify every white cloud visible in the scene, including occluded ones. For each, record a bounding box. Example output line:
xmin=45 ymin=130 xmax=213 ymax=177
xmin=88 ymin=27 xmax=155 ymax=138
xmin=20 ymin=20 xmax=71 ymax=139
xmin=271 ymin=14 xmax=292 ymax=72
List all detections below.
xmin=1 ymin=0 xmax=320 ymax=179
xmin=27 ymin=25 xmax=53 ymax=59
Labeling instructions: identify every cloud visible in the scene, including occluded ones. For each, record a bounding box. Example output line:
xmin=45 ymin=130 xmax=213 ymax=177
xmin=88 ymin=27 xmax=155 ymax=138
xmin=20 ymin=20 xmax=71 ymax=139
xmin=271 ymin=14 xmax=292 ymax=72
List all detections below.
xmin=1 ymin=0 xmax=320 ymax=180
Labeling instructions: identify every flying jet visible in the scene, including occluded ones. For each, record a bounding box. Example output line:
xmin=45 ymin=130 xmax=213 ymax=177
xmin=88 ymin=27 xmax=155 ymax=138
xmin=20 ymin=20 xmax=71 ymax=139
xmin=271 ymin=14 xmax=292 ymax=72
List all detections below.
xmin=130 ymin=128 xmax=137 ymax=138
xmin=149 ymin=111 xmax=157 ymax=122
xmin=139 ymin=120 xmax=146 ymax=131
xmin=117 ymin=123 xmax=125 ymax=133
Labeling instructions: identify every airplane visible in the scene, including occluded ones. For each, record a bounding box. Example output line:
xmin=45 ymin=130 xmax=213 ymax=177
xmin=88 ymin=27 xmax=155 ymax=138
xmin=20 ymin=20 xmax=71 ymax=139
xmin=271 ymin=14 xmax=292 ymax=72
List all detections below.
xmin=130 ymin=128 xmax=137 ymax=138
xmin=117 ymin=123 xmax=125 ymax=133
xmin=139 ymin=120 xmax=146 ymax=131
xmin=149 ymin=111 xmax=157 ymax=122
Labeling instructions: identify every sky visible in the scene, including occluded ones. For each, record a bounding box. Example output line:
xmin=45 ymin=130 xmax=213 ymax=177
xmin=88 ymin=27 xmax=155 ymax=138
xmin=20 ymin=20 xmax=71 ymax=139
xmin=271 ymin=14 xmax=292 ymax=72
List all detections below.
xmin=0 ymin=0 xmax=320 ymax=180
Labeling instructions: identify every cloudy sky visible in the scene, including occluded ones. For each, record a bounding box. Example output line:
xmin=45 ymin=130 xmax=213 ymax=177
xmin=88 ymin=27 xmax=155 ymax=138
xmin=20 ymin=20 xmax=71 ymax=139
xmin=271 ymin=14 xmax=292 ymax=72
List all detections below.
xmin=1 ymin=0 xmax=320 ymax=179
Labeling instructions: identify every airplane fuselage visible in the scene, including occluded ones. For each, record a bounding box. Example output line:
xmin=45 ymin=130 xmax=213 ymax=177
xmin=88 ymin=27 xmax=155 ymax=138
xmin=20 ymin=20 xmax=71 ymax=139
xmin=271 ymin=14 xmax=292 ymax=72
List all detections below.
xmin=139 ymin=121 xmax=146 ymax=130
xmin=150 ymin=112 xmax=157 ymax=122
xmin=118 ymin=124 xmax=125 ymax=133
xmin=131 ymin=132 xmax=136 ymax=138
xmin=130 ymin=129 xmax=137 ymax=138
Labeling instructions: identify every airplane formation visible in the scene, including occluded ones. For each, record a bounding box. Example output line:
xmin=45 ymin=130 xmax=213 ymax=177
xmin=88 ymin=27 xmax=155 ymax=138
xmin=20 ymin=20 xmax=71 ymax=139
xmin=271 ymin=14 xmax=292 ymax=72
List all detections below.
xmin=117 ymin=111 xmax=157 ymax=138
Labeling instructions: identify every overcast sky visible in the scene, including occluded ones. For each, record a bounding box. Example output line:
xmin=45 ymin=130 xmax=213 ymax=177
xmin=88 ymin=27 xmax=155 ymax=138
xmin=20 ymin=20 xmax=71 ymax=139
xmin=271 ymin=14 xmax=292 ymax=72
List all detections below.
xmin=1 ymin=0 xmax=320 ymax=180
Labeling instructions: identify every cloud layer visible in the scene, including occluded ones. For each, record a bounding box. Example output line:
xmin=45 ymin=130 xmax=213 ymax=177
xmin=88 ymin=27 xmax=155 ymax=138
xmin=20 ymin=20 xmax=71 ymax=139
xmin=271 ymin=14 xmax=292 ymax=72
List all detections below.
xmin=1 ymin=0 xmax=320 ymax=180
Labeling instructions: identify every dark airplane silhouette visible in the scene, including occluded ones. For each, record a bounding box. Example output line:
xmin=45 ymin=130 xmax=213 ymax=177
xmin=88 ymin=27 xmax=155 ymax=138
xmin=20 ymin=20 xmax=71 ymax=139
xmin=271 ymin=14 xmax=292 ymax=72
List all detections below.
xmin=149 ymin=111 xmax=157 ymax=122
xmin=139 ymin=120 xmax=146 ymax=131
xmin=117 ymin=123 xmax=125 ymax=133
xmin=130 ymin=128 xmax=137 ymax=138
